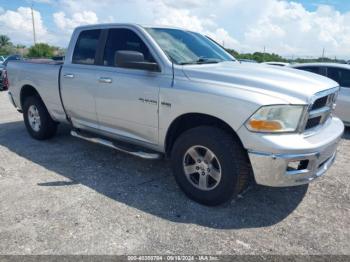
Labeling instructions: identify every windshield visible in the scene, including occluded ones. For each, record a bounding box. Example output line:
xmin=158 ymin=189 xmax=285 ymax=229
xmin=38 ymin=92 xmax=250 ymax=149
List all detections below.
xmin=146 ymin=28 xmax=236 ymax=65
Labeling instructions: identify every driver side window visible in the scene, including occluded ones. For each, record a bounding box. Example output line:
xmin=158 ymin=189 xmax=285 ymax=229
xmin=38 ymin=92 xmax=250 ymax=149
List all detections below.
xmin=103 ymin=28 xmax=155 ymax=67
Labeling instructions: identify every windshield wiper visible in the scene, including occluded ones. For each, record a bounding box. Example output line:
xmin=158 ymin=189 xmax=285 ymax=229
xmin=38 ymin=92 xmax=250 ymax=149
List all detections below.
xmin=179 ymin=58 xmax=223 ymax=65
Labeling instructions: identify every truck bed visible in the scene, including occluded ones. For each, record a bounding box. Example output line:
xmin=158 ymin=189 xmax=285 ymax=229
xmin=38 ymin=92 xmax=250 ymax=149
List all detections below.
xmin=6 ymin=60 xmax=66 ymax=122
xmin=17 ymin=59 xmax=64 ymax=65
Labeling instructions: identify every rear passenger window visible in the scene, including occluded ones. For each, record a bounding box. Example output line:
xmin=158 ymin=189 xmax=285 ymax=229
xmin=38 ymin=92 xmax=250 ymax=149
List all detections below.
xmin=72 ymin=29 xmax=101 ymax=65
xmin=103 ymin=28 xmax=155 ymax=67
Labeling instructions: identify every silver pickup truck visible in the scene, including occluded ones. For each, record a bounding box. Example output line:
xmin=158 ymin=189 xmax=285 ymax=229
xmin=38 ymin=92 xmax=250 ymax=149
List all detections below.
xmin=5 ymin=23 xmax=344 ymax=205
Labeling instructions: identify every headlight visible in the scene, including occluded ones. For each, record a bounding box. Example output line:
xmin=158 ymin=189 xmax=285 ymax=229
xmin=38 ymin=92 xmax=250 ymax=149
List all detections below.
xmin=245 ymin=105 xmax=305 ymax=133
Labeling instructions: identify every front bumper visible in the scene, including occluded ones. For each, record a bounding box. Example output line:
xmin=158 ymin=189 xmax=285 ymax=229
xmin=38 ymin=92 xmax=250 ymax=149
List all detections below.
xmin=238 ymin=117 xmax=344 ymax=187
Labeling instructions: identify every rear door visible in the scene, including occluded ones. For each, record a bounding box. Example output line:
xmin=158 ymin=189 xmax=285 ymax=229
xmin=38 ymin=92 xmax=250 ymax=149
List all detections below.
xmin=93 ymin=27 xmax=167 ymax=145
xmin=61 ymin=29 xmax=102 ymax=130
xmin=327 ymin=67 xmax=350 ymax=124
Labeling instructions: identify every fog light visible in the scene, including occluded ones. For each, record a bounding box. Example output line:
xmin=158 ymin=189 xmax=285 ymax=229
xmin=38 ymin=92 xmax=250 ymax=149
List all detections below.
xmin=287 ymin=161 xmax=300 ymax=171
xmin=287 ymin=160 xmax=309 ymax=171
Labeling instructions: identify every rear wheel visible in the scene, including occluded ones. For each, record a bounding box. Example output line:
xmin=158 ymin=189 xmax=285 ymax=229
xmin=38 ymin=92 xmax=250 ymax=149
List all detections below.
xmin=171 ymin=126 xmax=252 ymax=206
xmin=23 ymin=96 xmax=58 ymax=140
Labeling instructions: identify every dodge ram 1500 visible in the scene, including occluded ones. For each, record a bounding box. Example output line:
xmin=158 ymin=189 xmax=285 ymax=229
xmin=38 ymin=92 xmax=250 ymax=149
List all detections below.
xmin=4 ymin=24 xmax=344 ymax=205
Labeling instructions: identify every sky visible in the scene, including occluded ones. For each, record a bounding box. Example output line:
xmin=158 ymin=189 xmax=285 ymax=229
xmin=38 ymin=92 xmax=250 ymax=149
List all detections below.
xmin=0 ymin=0 xmax=350 ymax=59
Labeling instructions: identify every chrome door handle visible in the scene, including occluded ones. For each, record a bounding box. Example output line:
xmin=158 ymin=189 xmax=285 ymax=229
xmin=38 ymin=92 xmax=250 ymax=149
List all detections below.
xmin=98 ymin=77 xmax=113 ymax=84
xmin=63 ymin=74 xmax=75 ymax=79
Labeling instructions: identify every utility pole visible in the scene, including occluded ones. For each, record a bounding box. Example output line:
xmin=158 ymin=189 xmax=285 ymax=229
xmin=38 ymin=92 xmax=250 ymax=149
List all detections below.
xmin=263 ymin=46 xmax=266 ymax=62
xmin=31 ymin=4 xmax=37 ymax=45
xmin=322 ymin=48 xmax=325 ymax=62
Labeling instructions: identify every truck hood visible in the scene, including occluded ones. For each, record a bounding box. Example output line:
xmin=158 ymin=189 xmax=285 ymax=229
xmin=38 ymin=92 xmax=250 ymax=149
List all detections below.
xmin=182 ymin=62 xmax=338 ymax=103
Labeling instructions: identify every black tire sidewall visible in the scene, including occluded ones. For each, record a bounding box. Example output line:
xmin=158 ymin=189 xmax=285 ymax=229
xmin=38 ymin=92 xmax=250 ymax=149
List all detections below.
xmin=171 ymin=127 xmax=241 ymax=206
xmin=23 ymin=96 xmax=57 ymax=140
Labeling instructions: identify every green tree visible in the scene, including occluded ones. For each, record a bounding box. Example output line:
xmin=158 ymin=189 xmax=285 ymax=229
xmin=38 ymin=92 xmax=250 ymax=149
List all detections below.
xmin=225 ymin=48 xmax=240 ymax=57
xmin=16 ymin=44 xmax=26 ymax=49
xmin=0 ymin=45 xmax=16 ymax=56
xmin=0 ymin=35 xmax=16 ymax=56
xmin=28 ymin=43 xmax=55 ymax=58
xmin=224 ymin=48 xmax=287 ymax=63
xmin=0 ymin=35 xmax=11 ymax=47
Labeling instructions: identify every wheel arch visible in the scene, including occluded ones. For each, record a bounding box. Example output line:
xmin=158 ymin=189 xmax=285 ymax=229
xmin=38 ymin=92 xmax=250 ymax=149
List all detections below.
xmin=164 ymin=113 xmax=245 ymax=156
xmin=20 ymin=85 xmax=43 ymax=109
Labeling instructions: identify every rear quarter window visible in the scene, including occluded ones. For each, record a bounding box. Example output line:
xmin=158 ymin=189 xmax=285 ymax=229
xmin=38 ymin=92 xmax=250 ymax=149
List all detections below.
xmin=72 ymin=29 xmax=101 ymax=65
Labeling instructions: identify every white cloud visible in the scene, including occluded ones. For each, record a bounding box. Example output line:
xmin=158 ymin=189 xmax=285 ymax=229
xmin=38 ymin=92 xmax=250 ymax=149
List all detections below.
xmin=30 ymin=0 xmax=53 ymax=3
xmin=54 ymin=0 xmax=118 ymax=14
xmin=53 ymin=11 xmax=98 ymax=33
xmin=154 ymin=8 xmax=205 ymax=32
xmin=49 ymin=0 xmax=350 ymax=58
xmin=151 ymin=0 xmax=240 ymax=48
xmin=0 ymin=7 xmax=55 ymax=46
xmin=242 ymin=1 xmax=350 ymax=57
xmin=48 ymin=0 xmax=241 ymax=49
xmin=1 ymin=0 xmax=350 ymax=59
xmin=161 ymin=0 xmax=205 ymax=9
xmin=207 ymin=28 xmax=240 ymax=48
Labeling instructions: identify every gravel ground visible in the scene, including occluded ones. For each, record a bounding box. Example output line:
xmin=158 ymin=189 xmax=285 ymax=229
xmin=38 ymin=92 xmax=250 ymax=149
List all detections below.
xmin=0 ymin=92 xmax=349 ymax=255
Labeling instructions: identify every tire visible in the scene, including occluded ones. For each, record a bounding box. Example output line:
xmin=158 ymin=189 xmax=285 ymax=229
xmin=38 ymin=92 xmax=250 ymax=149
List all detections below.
xmin=171 ymin=126 xmax=252 ymax=206
xmin=23 ymin=96 xmax=58 ymax=140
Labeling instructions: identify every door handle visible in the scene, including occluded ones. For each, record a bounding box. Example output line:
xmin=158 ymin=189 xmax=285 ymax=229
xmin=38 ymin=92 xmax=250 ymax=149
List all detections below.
xmin=98 ymin=77 xmax=113 ymax=84
xmin=63 ymin=73 xmax=75 ymax=79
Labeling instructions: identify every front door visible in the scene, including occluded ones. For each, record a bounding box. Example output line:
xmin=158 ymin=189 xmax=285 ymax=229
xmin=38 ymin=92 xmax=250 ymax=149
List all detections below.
xmin=94 ymin=28 xmax=167 ymax=145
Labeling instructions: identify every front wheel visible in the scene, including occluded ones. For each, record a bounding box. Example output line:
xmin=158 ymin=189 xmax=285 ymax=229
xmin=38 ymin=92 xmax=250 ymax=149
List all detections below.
xmin=171 ymin=126 xmax=252 ymax=206
xmin=23 ymin=96 xmax=58 ymax=140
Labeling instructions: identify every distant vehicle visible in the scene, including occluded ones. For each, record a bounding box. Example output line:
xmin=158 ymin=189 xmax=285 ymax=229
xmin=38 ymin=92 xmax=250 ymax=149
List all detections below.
xmin=0 ymin=55 xmax=22 ymax=90
xmin=291 ymin=63 xmax=350 ymax=126
xmin=0 ymin=62 xmax=6 ymax=91
xmin=262 ymin=62 xmax=290 ymax=67
xmin=52 ymin=56 xmax=65 ymax=61
xmin=0 ymin=56 xmax=6 ymax=64
xmin=4 ymin=24 xmax=344 ymax=205
xmin=0 ymin=57 xmax=6 ymax=89
xmin=238 ymin=59 xmax=257 ymax=63
xmin=2 ymin=55 xmax=22 ymax=66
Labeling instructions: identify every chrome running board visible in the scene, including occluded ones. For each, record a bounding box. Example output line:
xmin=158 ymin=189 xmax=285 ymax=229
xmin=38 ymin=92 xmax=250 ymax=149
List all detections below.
xmin=71 ymin=130 xmax=162 ymax=160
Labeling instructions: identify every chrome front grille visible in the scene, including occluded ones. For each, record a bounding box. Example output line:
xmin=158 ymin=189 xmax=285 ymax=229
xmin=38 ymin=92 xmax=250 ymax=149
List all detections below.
xmin=303 ymin=88 xmax=338 ymax=132
xmin=311 ymin=96 xmax=328 ymax=110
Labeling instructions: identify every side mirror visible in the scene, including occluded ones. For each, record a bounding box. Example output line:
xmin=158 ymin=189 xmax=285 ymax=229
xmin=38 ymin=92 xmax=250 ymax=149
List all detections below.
xmin=115 ymin=50 xmax=160 ymax=72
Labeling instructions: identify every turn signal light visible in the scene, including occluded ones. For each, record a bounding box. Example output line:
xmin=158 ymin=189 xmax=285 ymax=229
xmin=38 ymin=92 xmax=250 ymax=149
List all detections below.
xmin=248 ymin=119 xmax=283 ymax=131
